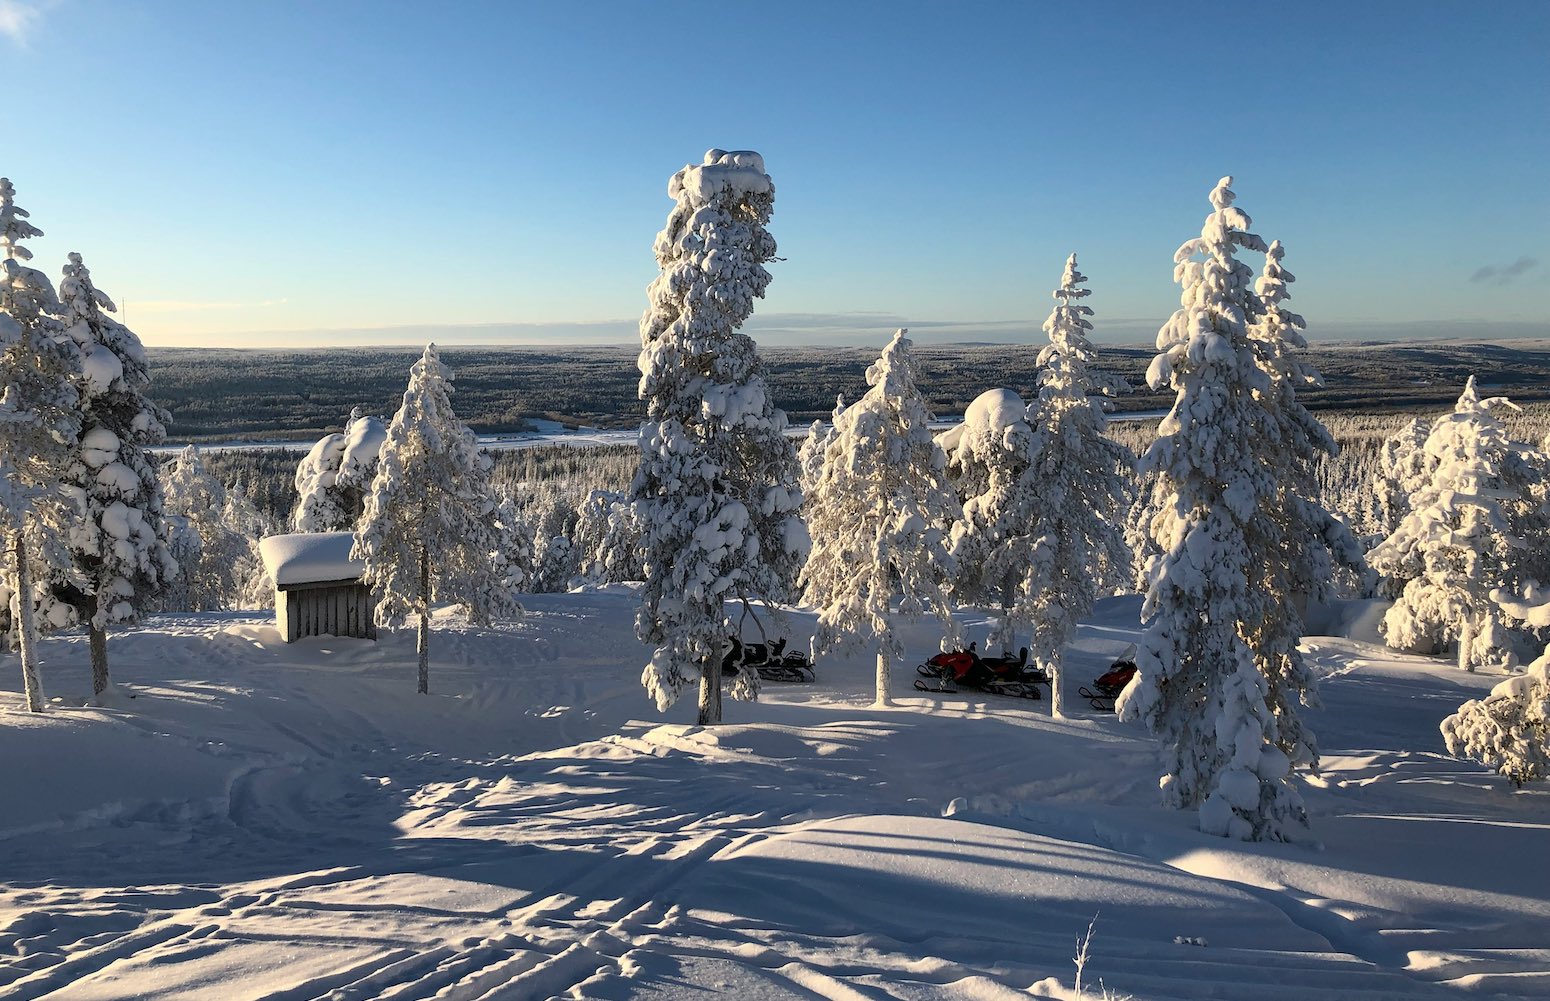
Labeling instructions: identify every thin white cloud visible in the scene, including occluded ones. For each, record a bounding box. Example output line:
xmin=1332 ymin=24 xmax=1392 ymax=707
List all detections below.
xmin=0 ymin=0 xmax=44 ymax=44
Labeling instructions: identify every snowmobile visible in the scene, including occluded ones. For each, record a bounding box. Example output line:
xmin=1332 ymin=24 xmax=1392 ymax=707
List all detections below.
xmin=913 ymin=642 xmax=1048 ymax=699
xmin=1079 ymin=646 xmax=1138 ymax=712
xmin=721 ymin=636 xmax=817 ymax=683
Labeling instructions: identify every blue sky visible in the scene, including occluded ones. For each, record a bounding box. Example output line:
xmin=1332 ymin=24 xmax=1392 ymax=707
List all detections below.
xmin=2 ymin=0 xmax=1546 ymax=348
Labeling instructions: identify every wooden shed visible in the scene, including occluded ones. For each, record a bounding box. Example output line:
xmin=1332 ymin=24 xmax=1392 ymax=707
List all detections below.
xmin=259 ymin=532 xmax=377 ymax=642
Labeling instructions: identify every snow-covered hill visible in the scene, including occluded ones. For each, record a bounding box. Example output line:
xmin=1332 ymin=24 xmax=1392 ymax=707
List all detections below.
xmin=1 ymin=592 xmax=1545 ymax=1000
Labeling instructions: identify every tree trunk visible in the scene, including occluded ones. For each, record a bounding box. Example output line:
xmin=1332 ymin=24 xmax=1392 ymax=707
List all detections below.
xmin=90 ymin=588 xmax=111 ymax=699
xmin=90 ymin=623 xmax=110 ymax=699
xmin=417 ymin=545 xmax=430 ymax=694
xmin=697 ymin=654 xmax=722 ymax=725
xmin=1458 ymin=617 xmax=1474 ymax=673
xmin=12 ymin=528 xmax=45 ymax=713
xmin=1050 ymin=657 xmax=1065 ymax=721
xmin=875 ymin=645 xmax=893 ymax=708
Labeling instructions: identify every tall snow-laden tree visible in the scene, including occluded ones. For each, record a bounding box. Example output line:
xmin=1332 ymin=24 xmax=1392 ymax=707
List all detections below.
xmin=632 ymin=149 xmax=808 ymax=724
xmin=943 ymin=388 xmax=1041 ymax=651
xmin=47 ymin=252 xmax=175 ymax=699
xmin=1020 ymin=254 xmax=1135 ymax=715
xmin=293 ymin=408 xmax=388 ymax=532
xmin=0 ymin=178 xmax=80 ymax=711
xmin=1367 ymin=379 xmax=1547 ymax=671
xmin=1241 ymin=240 xmax=1368 ymax=764
xmin=801 ymin=329 xmax=958 ymax=708
xmin=1118 ymin=177 xmax=1315 ymax=843
xmin=160 ymin=445 xmax=269 ymax=610
xmin=354 ymin=344 xmax=521 ymax=694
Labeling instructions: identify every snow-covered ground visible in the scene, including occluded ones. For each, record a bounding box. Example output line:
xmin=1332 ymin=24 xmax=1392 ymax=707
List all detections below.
xmin=2 ymin=592 xmax=1545 ymax=1000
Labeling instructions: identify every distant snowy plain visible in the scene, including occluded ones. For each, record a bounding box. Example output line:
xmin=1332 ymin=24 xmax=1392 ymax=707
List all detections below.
xmin=152 ymin=413 xmax=1173 ymax=457
xmin=2 ymin=591 xmax=1545 ymax=1000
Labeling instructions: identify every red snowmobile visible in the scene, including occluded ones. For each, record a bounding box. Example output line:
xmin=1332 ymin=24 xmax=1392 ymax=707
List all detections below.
xmin=1079 ymin=647 xmax=1138 ymax=712
xmin=913 ymin=642 xmax=1048 ymax=699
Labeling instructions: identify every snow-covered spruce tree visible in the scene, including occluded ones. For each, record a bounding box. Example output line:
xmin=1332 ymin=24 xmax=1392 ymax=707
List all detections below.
xmin=0 ymin=453 xmax=23 ymax=637
xmin=1117 ymin=177 xmax=1315 ymax=842
xmin=1373 ymin=416 xmax=1434 ymax=545
xmin=1367 ymin=379 xmax=1547 ymax=671
xmin=223 ymin=479 xmax=279 ymax=609
xmin=943 ymin=388 xmax=1041 ymax=651
xmin=1020 ymin=253 xmax=1135 ymax=714
xmin=160 ymin=445 xmax=268 ymax=610
xmin=46 ymin=252 xmax=175 ymax=698
xmin=1442 ymin=640 xmax=1550 ymax=787
xmin=1124 ymin=466 xmax=1163 ymax=593
xmin=0 ymin=179 xmax=82 ymax=711
xmin=632 ymin=149 xmax=807 ymax=725
xmin=292 ymin=408 xmax=388 ymax=532
xmin=801 ymin=329 xmax=958 ymax=708
xmin=531 ymin=534 xmax=578 ymax=593
xmin=527 ymin=487 xmax=580 ymax=593
xmin=797 ymin=395 xmax=844 ymax=498
xmin=354 ymin=345 xmax=521 ymax=694
xmin=570 ymin=489 xmax=643 ymax=588
xmin=1444 ymin=588 xmax=1550 ymax=786
xmin=490 ymin=495 xmax=532 ymax=596
xmin=1241 ymin=240 xmax=1368 ymax=763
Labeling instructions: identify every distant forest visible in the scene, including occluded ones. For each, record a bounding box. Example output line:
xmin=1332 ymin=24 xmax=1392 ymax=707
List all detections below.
xmin=149 ymin=340 xmax=1550 ymax=441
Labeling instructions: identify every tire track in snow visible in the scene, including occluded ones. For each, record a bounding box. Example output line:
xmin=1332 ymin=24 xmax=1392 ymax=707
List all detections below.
xmin=2 ymin=920 xmax=206 ymax=1000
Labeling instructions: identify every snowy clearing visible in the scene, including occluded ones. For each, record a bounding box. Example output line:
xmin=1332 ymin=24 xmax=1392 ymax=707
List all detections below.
xmin=2 ymin=591 xmax=1545 ymax=1000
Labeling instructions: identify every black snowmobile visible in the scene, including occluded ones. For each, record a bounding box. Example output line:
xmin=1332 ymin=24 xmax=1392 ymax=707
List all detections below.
xmin=721 ymin=636 xmax=816 ymax=683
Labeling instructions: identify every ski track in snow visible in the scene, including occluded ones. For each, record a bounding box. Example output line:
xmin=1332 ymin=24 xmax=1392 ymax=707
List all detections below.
xmin=1 ymin=593 xmax=1546 ymax=1000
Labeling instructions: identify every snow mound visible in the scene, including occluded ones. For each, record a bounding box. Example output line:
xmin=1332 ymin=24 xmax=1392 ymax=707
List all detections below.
xmin=80 ymin=344 xmax=125 ymax=395
xmin=259 ymin=531 xmax=365 ymax=586
xmin=707 ymin=815 xmax=1329 ymax=952
xmin=79 ymin=426 xmax=121 ymax=468
xmin=338 ymin=414 xmax=387 ymax=483
xmin=671 ymin=148 xmax=772 ymax=203
xmin=937 ymin=387 xmax=1028 ymax=453
xmin=299 ymin=432 xmax=347 ymax=489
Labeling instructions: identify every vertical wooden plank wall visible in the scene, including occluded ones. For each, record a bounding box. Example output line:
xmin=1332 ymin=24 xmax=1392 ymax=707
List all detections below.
xmin=277 ymin=583 xmax=376 ymax=642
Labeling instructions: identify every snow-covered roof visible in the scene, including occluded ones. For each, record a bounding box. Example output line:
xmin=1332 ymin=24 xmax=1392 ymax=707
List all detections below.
xmin=259 ymin=532 xmax=366 ymax=587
